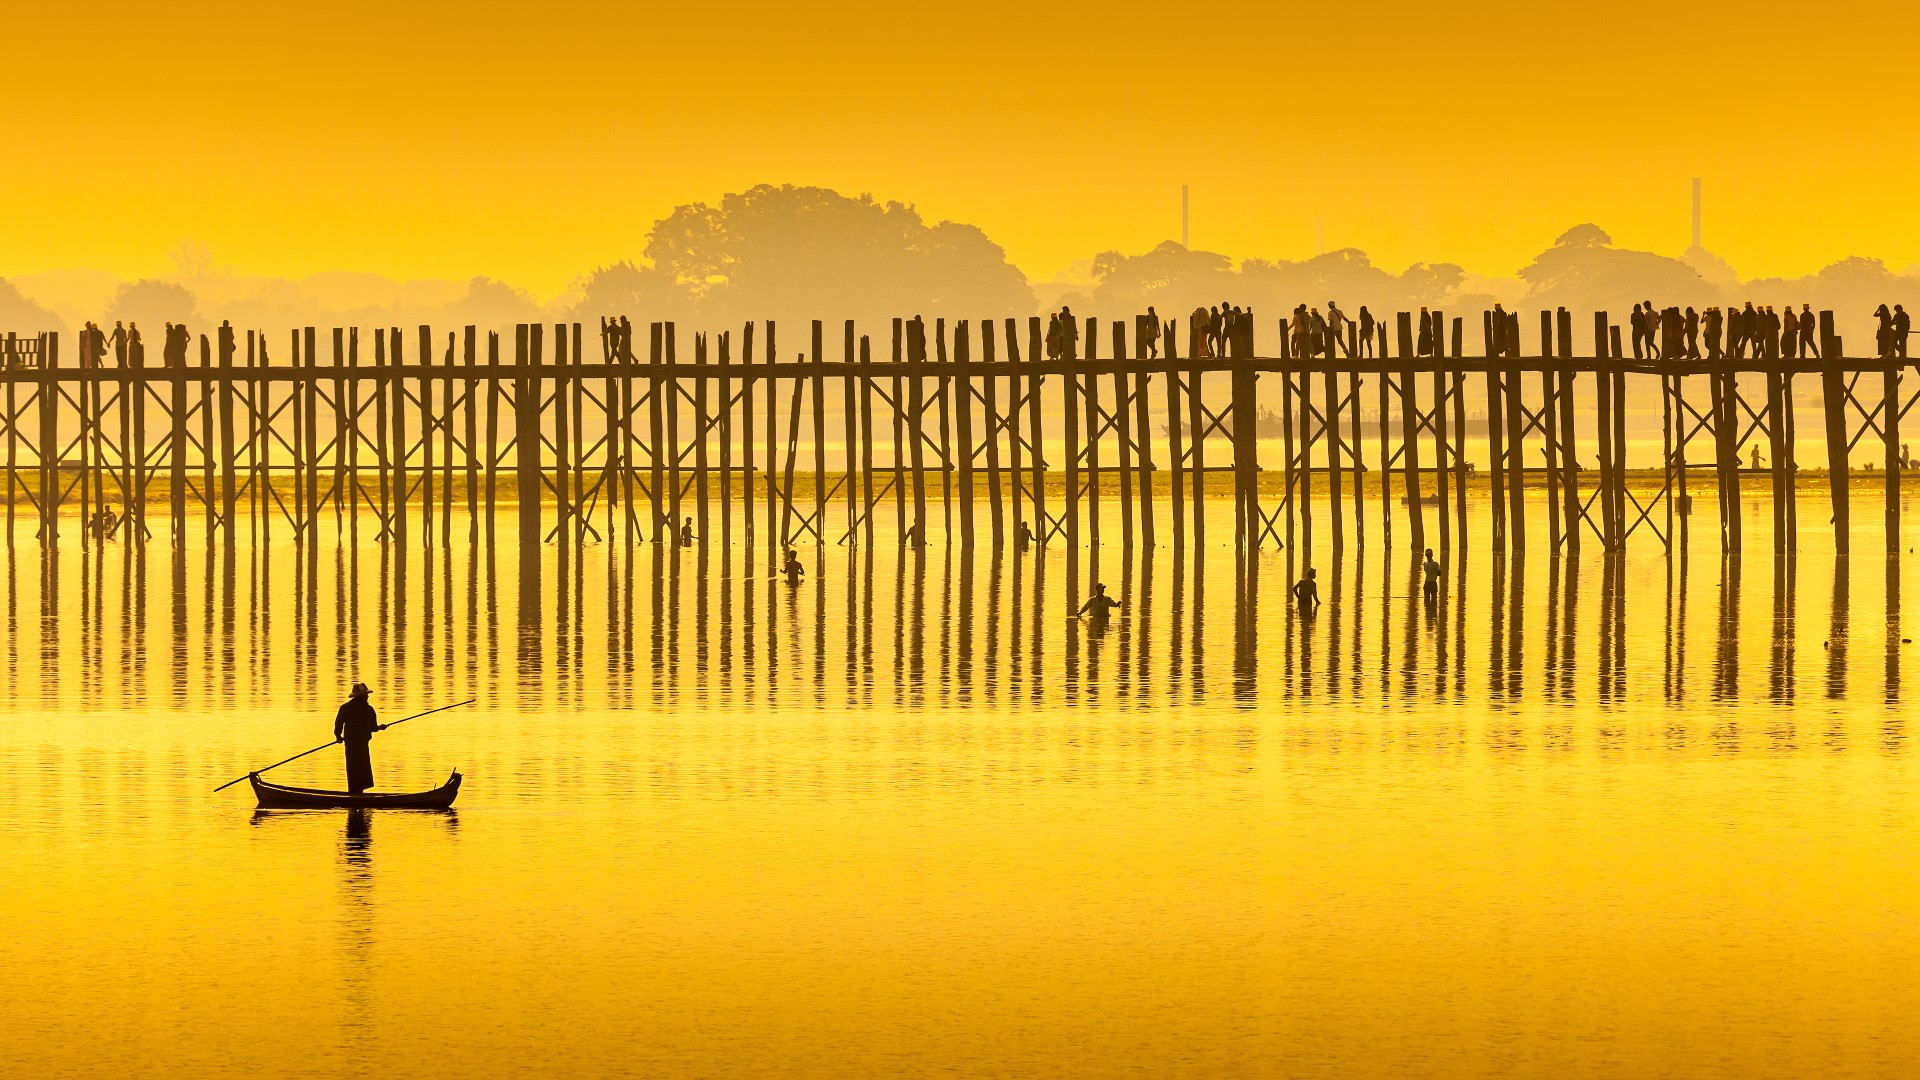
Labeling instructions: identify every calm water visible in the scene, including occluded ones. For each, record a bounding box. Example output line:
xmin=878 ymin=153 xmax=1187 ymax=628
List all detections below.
xmin=5 ymin=494 xmax=1919 ymax=1078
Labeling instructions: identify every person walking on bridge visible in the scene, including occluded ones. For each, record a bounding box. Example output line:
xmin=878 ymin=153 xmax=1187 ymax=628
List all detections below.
xmin=334 ymin=682 xmax=386 ymax=795
xmin=1799 ymin=304 xmax=1819 ymax=358
xmin=1895 ymin=304 xmax=1911 ymax=360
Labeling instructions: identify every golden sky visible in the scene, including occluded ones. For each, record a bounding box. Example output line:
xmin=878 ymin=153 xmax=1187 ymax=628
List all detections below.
xmin=8 ymin=1 xmax=1917 ymax=295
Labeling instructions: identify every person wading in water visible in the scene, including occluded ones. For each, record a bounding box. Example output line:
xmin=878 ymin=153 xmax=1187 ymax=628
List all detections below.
xmin=333 ymin=682 xmax=386 ymax=794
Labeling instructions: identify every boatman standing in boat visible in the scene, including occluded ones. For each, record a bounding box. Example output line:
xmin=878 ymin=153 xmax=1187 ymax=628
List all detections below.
xmin=334 ymin=682 xmax=386 ymax=795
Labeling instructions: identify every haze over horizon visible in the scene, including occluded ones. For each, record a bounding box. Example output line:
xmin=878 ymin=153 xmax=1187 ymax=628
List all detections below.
xmin=10 ymin=2 xmax=1920 ymax=295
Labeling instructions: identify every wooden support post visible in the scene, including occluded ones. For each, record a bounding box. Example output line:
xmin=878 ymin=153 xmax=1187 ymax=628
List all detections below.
xmin=955 ymin=320 xmax=975 ymax=549
xmin=1326 ymin=352 xmax=1344 ymax=552
xmin=1166 ymin=320 xmax=1185 ymax=546
xmin=810 ymin=320 xmax=827 ymax=547
xmin=892 ymin=320 xmax=907 ymax=537
xmin=935 ymin=319 xmax=952 ymax=540
xmin=1297 ymin=348 xmax=1313 ymax=557
xmin=859 ymin=333 xmax=874 ymax=546
xmin=517 ymin=324 xmax=544 ymax=552
xmin=419 ymin=325 xmax=437 ymax=545
xmin=665 ymin=324 xmax=681 ymax=541
xmin=1234 ymin=348 xmax=1258 ymax=552
xmin=840 ymin=322 xmax=857 ymax=544
xmin=1541 ymin=312 xmax=1561 ymax=552
xmin=742 ymin=323 xmax=755 ymax=548
xmin=723 ymin=330 xmax=738 ymax=549
xmin=647 ymin=323 xmax=666 ymax=540
xmin=201 ymin=335 xmax=215 ymax=540
xmin=1594 ymin=315 xmax=1619 ymax=551
xmin=1082 ymin=318 xmax=1100 ymax=549
xmin=1431 ymin=340 xmax=1450 ymax=554
xmin=485 ymin=332 xmax=501 ymax=537
xmin=1028 ymin=318 xmax=1046 ymax=544
xmin=170 ymin=333 xmax=188 ymax=543
xmin=461 ymin=327 xmax=477 ymax=535
xmin=1451 ymin=322 xmax=1467 ymax=545
xmin=1063 ymin=320 xmax=1081 ymax=549
xmin=1612 ymin=328 xmax=1627 ymax=549
xmin=983 ymin=322 xmax=1005 ymax=546
xmin=1484 ymin=312 xmax=1506 ymax=550
xmin=1889 ymin=358 xmax=1902 ymax=555
xmin=1281 ymin=360 xmax=1295 ymax=553
xmin=375 ymin=330 xmax=391 ymax=540
xmin=696 ymin=331 xmax=712 ymax=546
xmin=765 ymin=323 xmax=779 ymax=553
xmin=1386 ymin=315 xmax=1408 ymax=542
xmin=306 ymin=328 xmax=321 ymax=539
xmin=1398 ymin=317 xmax=1424 ymax=552
xmin=1505 ymin=317 xmax=1526 ymax=556
xmin=1351 ymin=364 xmax=1366 ymax=549
xmin=1135 ymin=324 xmax=1155 ymax=548
xmin=907 ymin=320 xmax=928 ymax=544
xmin=1112 ymin=321 xmax=1134 ymax=549
xmin=1003 ymin=320 xmax=1022 ymax=542
xmin=1822 ymin=356 xmax=1851 ymax=556
xmin=389 ymin=327 xmax=408 ymax=550
xmin=1188 ymin=337 xmax=1205 ymax=541
xmin=346 ymin=328 xmax=360 ymax=543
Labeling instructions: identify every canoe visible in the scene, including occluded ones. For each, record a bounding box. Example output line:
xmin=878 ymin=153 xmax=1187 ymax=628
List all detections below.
xmin=249 ymin=770 xmax=462 ymax=810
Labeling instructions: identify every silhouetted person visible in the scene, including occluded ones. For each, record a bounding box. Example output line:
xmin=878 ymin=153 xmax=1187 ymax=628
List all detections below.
xmin=218 ymin=320 xmax=236 ymax=367
xmin=1057 ymin=307 xmax=1078 ymax=361
xmin=1326 ymin=300 xmax=1348 ymax=357
xmin=1417 ymin=307 xmax=1433 ymax=358
xmin=85 ymin=321 xmax=107 ymax=369
xmin=1896 ymin=304 xmax=1911 ymax=360
xmin=1491 ymin=304 xmax=1508 ymax=357
xmin=1799 ymin=304 xmax=1818 ymax=358
xmin=1309 ymin=307 xmax=1328 ymax=359
xmin=1143 ymin=307 xmax=1160 ymax=359
xmin=109 ymin=320 xmax=128 ymax=367
xmin=1016 ymin=521 xmax=1034 ymax=550
xmin=1292 ymin=567 xmax=1320 ymax=613
xmin=1077 ymin=582 xmax=1122 ymax=627
xmin=782 ymin=547 xmax=805 ymax=586
xmin=1642 ymin=299 xmax=1660 ymax=359
xmin=127 ymin=322 xmax=145 ymax=368
xmin=1875 ymin=304 xmax=1895 ymax=358
xmin=1782 ymin=307 xmax=1799 ymax=360
xmin=1750 ymin=445 xmax=1764 ymax=471
xmin=1684 ymin=306 xmax=1700 ymax=359
xmin=1703 ymin=307 xmax=1723 ymax=360
xmin=1190 ymin=306 xmax=1211 ymax=358
xmin=333 ymin=682 xmax=384 ymax=795
xmin=1045 ymin=314 xmax=1062 ymax=360
xmin=1423 ymin=547 xmax=1441 ymax=604
xmin=1291 ymin=304 xmax=1310 ymax=357
xmin=905 ymin=519 xmax=924 ymax=547
xmin=1357 ymin=306 xmax=1375 ymax=358
xmin=678 ymin=516 xmax=694 ymax=547
xmin=1220 ymin=302 xmax=1237 ymax=358
xmin=1901 ymin=443 xmax=1911 ymax=470
xmin=1629 ymin=304 xmax=1646 ymax=360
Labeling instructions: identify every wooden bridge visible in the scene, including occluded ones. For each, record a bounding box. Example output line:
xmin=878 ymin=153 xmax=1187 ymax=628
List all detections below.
xmin=0 ymin=308 xmax=1911 ymax=560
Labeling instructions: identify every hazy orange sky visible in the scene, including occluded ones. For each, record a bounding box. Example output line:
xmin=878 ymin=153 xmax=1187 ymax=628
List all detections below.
xmin=9 ymin=2 xmax=1917 ymax=296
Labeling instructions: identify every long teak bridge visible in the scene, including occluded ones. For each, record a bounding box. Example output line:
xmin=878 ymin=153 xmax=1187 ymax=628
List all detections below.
xmin=0 ymin=309 xmax=1910 ymax=560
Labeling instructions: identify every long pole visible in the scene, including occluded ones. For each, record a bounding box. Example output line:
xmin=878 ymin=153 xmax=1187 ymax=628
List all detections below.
xmin=212 ymin=698 xmax=476 ymax=792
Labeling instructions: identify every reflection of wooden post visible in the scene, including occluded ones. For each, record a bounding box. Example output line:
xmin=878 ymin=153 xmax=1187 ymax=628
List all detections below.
xmin=1822 ymin=354 xmax=1851 ymax=556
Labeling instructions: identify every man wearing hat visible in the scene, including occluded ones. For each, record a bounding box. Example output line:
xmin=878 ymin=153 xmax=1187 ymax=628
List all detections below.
xmin=333 ymin=682 xmax=386 ymax=794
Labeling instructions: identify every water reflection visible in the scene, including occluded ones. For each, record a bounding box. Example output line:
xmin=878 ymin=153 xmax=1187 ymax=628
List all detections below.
xmin=1 ymin=498 xmax=1914 ymax=729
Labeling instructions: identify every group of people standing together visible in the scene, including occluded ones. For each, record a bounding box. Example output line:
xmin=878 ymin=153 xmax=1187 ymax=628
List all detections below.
xmin=1626 ymin=301 xmax=1825 ymax=362
xmin=1292 ymin=302 xmax=1377 ymax=359
xmin=73 ymin=320 xmax=200 ymax=368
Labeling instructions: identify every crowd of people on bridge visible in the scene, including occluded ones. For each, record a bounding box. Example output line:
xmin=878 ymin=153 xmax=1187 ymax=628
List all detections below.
xmin=68 ymin=320 xmax=210 ymax=368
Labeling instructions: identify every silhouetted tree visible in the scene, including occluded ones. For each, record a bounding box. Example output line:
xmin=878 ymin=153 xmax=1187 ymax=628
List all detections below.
xmin=573 ymin=260 xmax=683 ymax=323
xmin=640 ymin=184 xmax=1033 ymax=325
xmin=105 ymin=279 xmax=200 ymax=330
xmin=1518 ymin=225 xmax=1715 ymax=313
xmin=441 ymin=276 xmax=542 ymax=330
xmin=0 ymin=279 xmax=61 ymax=332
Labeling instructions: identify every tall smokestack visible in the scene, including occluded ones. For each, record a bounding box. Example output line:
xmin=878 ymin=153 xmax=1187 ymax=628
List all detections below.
xmin=1181 ymin=185 xmax=1189 ymax=248
xmin=1691 ymin=178 xmax=1702 ymax=249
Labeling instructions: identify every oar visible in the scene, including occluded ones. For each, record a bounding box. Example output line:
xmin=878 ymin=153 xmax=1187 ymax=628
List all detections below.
xmin=213 ymin=699 xmax=476 ymax=792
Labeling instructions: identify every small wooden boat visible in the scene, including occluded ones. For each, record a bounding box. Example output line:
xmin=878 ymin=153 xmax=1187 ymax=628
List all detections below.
xmin=249 ymin=770 xmax=462 ymax=810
